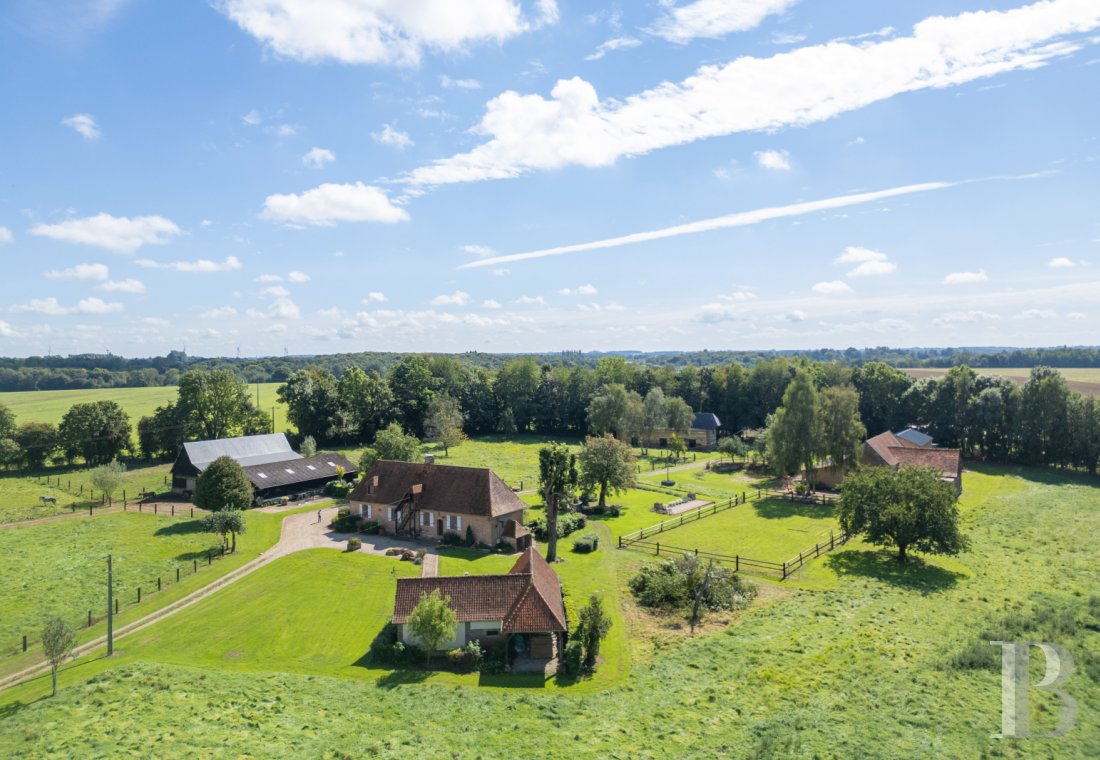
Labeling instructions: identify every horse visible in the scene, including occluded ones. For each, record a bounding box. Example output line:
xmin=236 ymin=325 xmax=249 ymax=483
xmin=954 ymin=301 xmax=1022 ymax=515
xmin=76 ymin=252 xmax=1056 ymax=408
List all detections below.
xmin=39 ymin=496 xmax=57 ymax=506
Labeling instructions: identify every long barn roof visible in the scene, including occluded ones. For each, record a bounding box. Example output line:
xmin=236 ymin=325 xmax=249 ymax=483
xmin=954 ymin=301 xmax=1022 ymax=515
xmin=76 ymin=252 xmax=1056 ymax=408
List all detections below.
xmin=181 ymin=433 xmax=301 ymax=470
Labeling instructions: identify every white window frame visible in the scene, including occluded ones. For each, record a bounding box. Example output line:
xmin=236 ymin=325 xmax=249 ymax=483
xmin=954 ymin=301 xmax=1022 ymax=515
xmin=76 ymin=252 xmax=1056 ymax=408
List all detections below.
xmin=387 ymin=507 xmax=393 ymax=521
xmin=366 ymin=505 xmax=372 ymax=520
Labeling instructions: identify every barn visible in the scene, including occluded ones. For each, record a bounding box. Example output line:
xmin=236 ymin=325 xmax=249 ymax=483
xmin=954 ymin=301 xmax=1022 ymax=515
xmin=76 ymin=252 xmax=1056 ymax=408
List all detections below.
xmin=170 ymin=433 xmax=356 ymax=502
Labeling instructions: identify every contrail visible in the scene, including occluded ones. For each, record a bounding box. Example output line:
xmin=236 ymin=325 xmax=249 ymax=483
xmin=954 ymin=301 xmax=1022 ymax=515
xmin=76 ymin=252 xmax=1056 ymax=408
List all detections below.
xmin=458 ymin=181 xmax=958 ymax=269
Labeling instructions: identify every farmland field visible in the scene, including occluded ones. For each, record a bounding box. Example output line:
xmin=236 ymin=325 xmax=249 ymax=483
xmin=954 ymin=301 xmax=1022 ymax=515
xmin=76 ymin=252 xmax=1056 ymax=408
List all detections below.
xmin=0 ymin=382 xmax=292 ymax=436
xmin=2 ymin=464 xmax=1098 ymax=757
xmin=0 ymin=463 xmax=171 ymax=524
xmin=0 ymin=504 xmax=318 ymax=677
xmin=902 ymin=366 xmax=1100 ymax=397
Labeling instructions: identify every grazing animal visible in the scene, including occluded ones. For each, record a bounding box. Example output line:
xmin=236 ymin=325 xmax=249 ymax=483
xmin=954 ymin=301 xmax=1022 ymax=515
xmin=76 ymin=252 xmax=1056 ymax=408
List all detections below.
xmin=39 ymin=496 xmax=57 ymax=506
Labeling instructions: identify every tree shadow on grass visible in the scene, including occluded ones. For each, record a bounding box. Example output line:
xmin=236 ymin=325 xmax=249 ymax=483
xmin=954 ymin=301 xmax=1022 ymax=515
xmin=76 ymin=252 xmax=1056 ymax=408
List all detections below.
xmin=373 ymin=669 xmax=432 ymax=689
xmin=967 ymin=461 xmax=1100 ymax=488
xmin=154 ymin=520 xmax=205 ymax=537
xmin=824 ymin=549 xmax=965 ymax=593
xmin=752 ymin=498 xmax=835 ymax=520
xmin=479 ymin=671 xmax=549 ymax=688
xmin=174 ymin=544 xmax=223 ymax=562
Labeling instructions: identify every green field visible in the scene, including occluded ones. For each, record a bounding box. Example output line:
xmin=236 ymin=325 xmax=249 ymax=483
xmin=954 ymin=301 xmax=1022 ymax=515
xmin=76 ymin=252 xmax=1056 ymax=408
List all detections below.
xmin=639 ymin=497 xmax=839 ymax=565
xmin=0 ymin=383 xmax=292 ymax=436
xmin=902 ymin=367 xmax=1100 ymax=397
xmin=2 ymin=464 xmax=1099 ymax=757
xmin=0 ymin=463 xmax=172 ymax=524
xmin=0 ymin=504 xmax=318 ymax=676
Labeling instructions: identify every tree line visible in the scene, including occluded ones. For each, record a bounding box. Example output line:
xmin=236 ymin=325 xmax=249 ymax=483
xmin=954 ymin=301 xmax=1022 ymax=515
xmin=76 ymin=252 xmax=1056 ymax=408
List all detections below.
xmin=4 ymin=345 xmax=1100 ymax=392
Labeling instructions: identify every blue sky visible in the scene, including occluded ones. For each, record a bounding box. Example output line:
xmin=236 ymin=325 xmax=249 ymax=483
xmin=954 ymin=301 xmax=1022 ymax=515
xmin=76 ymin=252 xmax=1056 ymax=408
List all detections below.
xmin=1 ymin=0 xmax=1098 ymax=357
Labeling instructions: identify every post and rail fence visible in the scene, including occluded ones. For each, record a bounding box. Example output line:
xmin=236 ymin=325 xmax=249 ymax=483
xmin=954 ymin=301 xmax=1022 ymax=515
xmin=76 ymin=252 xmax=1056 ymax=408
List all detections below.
xmin=617 ymin=486 xmax=848 ymax=580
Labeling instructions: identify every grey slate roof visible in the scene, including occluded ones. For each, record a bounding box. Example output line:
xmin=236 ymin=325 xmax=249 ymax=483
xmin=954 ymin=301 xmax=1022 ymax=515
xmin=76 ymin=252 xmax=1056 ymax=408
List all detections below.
xmin=182 ymin=433 xmax=301 ymax=471
xmin=243 ymin=453 xmax=357 ymax=490
xmin=692 ymin=412 xmax=721 ymax=430
xmin=895 ymin=428 xmax=934 ymax=448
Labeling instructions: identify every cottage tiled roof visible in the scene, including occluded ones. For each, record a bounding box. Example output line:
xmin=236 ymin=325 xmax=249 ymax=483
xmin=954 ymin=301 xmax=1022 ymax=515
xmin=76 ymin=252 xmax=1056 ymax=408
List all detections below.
xmin=888 ymin=447 xmax=962 ymax=480
xmin=865 ymin=431 xmax=905 ymax=466
xmin=392 ymin=547 xmax=566 ymax=634
xmin=243 ymin=453 xmax=357 ymax=490
xmin=502 ymin=519 xmax=528 ymax=539
xmin=349 ymin=460 xmax=526 ymax=518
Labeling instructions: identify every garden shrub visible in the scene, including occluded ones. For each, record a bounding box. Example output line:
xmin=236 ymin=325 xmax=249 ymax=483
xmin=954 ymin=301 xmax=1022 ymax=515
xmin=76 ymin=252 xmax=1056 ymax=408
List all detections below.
xmin=446 ymin=641 xmax=483 ymax=673
xmin=563 ymin=639 xmax=584 ymax=676
xmin=440 ymin=531 xmax=463 ymax=546
xmin=628 ymin=557 xmax=757 ymax=612
xmin=330 ymin=509 xmax=360 ymax=532
xmin=346 ymin=537 xmax=362 ymax=552
xmin=324 ymin=479 xmax=354 ymax=498
xmin=464 ymin=525 xmax=475 ymax=546
xmin=360 ymin=521 xmax=380 ymax=535
xmin=572 ymin=532 xmax=600 ymax=553
xmin=530 ymin=512 xmax=587 ymax=541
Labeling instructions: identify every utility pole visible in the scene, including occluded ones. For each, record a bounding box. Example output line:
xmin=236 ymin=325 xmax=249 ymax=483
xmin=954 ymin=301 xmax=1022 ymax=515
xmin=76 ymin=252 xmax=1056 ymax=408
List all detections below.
xmin=107 ymin=554 xmax=114 ymax=656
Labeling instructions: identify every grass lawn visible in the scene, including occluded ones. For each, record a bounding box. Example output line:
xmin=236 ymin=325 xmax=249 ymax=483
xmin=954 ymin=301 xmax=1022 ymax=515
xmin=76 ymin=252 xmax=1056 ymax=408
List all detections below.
xmin=642 ymin=496 xmax=840 ymax=566
xmin=0 ymin=462 xmax=172 ymax=524
xmin=2 ymin=465 xmax=1099 ymax=757
xmin=0 ymin=383 xmax=292 ymax=439
xmin=0 ymin=503 xmax=321 ymax=677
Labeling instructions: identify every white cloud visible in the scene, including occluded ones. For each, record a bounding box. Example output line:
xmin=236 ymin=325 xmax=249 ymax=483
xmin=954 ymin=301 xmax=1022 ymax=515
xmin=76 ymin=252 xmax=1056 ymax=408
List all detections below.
xmin=943 ymin=269 xmax=989 ymax=285
xmin=772 ymin=32 xmax=806 ymax=45
xmin=274 ymin=124 xmax=297 ymax=137
xmin=202 ymin=306 xmax=239 ymax=319
xmin=834 ymin=246 xmax=896 ymax=276
xmin=62 ymin=113 xmax=101 ymax=139
xmin=287 ymin=270 xmax=310 ymax=282
xmin=1048 ymin=256 xmax=1076 ymax=268
xmin=718 ymin=288 xmax=757 ymax=301
xmin=652 ymin=0 xmax=797 ymax=43
xmin=560 ymin=284 xmax=598 ymax=296
xmin=372 ymin=124 xmax=414 ymax=150
xmin=142 ymin=317 xmax=170 ymax=326
xmin=1067 ymin=311 xmax=1087 ymax=319
xmin=255 ymin=273 xmax=283 ymax=282
xmin=263 ymin=285 xmax=291 ymax=297
xmin=515 ymin=294 xmax=545 ymax=305
xmin=200 ymin=219 xmax=214 ymax=228
xmin=364 ymin=291 xmax=388 ymax=303
xmin=44 ymin=263 xmax=109 ymax=281
xmin=787 ymin=309 xmax=807 ymax=322
xmin=754 ymin=149 xmax=791 ymax=171
xmin=100 ymin=278 xmax=145 ymax=293
xmin=261 ymin=182 xmax=409 ymax=226
xmin=29 ymin=213 xmax=182 ymax=254
xmin=931 ymin=310 xmax=1000 ymax=327
xmin=11 ymin=297 xmax=123 ymax=315
xmin=430 ymin=290 xmax=470 ymax=306
xmin=136 ymin=255 xmax=243 ymax=273
xmin=247 ymin=298 xmax=301 ymax=320
xmin=584 ymin=36 xmax=641 ymax=61
xmin=492 ymin=267 xmax=510 ymax=276
xmin=847 ymin=136 xmax=866 ymax=147
xmin=0 ymin=227 xmax=12 ymax=245
xmin=408 ymin=2 xmax=1100 ymax=187
xmin=812 ymin=280 xmax=853 ymax=294
xmin=697 ymin=303 xmax=739 ymax=323
xmin=242 ymin=109 xmax=263 ymax=126
xmin=0 ymin=320 xmax=16 ymax=337
xmin=461 ymin=180 xmax=959 ymax=269
xmin=216 ymin=0 xmax=553 ymax=66
xmin=441 ymin=75 xmax=482 ymax=89
xmin=302 ymin=147 xmax=335 ymax=168
xmin=482 ymin=298 xmax=502 ymax=309
xmin=1019 ymin=308 xmax=1059 ymax=319
xmin=462 ymin=244 xmax=495 ymax=257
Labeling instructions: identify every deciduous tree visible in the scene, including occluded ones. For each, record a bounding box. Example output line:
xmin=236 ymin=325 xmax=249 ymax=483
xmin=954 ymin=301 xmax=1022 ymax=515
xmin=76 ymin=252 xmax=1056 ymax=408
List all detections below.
xmin=193 ymin=455 xmax=253 ymax=511
xmin=538 ymin=442 xmax=577 ymax=563
xmin=373 ymin=422 xmax=421 ymax=462
xmin=42 ymin=617 xmax=77 ymax=697
xmin=89 ymin=460 xmax=126 ymax=503
xmin=818 ymin=386 xmax=866 ymax=472
xmin=838 ymin=465 xmax=968 ymax=562
xmin=424 ymin=394 xmax=466 ymax=456
xmin=765 ymin=370 xmax=821 ymax=489
xmin=406 ymin=589 xmax=457 ymax=665
xmin=58 ymin=401 xmax=130 ymax=464
xmin=578 ymin=434 xmax=636 ymax=509
xmin=576 ymin=594 xmax=612 ymax=671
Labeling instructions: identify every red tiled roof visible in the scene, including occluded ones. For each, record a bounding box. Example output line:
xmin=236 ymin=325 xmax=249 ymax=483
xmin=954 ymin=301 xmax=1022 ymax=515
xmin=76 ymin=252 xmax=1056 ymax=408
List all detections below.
xmin=865 ymin=431 xmax=905 ymax=465
xmin=349 ymin=460 xmax=527 ymax=519
xmin=502 ymin=519 xmax=528 ymax=539
xmin=889 ymin=446 xmax=962 ymax=480
xmin=391 ymin=547 xmax=566 ymax=634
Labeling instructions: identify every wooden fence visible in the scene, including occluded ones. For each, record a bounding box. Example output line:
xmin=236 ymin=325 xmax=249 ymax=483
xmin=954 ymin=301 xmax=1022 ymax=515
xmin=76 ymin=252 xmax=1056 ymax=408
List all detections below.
xmin=617 ymin=486 xmax=846 ymax=579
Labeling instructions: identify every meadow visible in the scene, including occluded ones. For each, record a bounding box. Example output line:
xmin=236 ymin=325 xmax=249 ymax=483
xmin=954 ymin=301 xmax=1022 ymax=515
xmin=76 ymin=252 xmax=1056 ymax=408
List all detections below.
xmin=1 ymin=465 xmax=1098 ymax=757
xmin=902 ymin=366 xmax=1100 ymax=397
xmin=0 ymin=382 xmax=291 ymax=436
xmin=0 ymin=504 xmax=321 ymax=677
xmin=0 ymin=462 xmax=172 ymax=524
